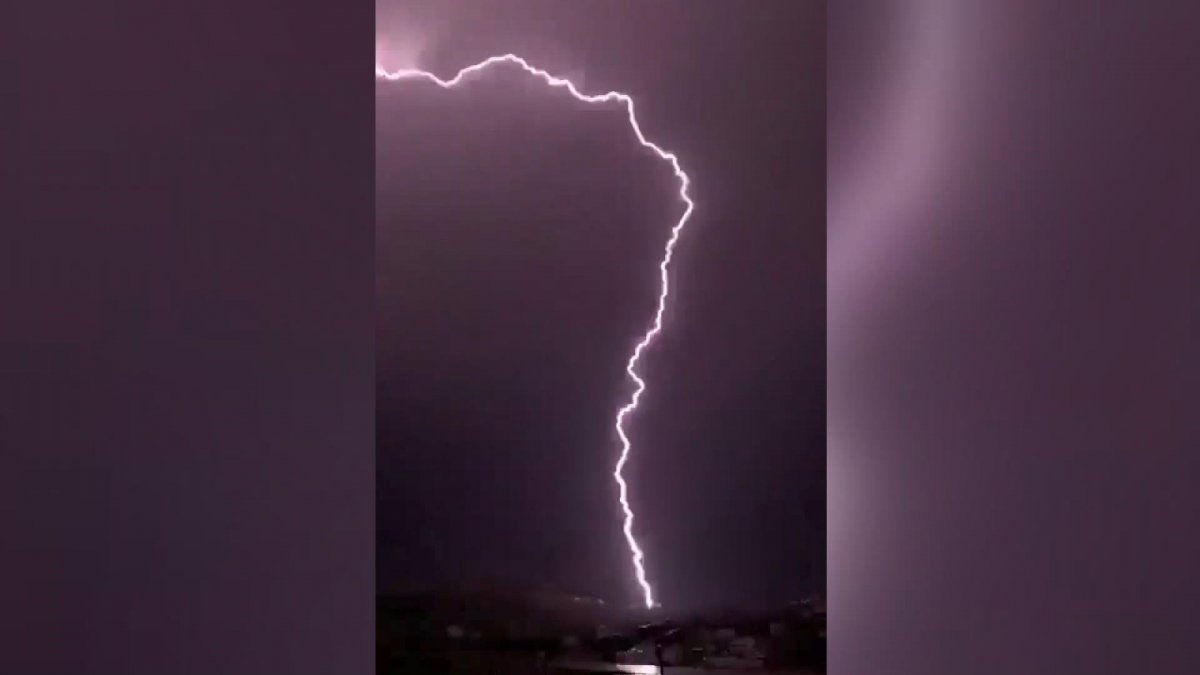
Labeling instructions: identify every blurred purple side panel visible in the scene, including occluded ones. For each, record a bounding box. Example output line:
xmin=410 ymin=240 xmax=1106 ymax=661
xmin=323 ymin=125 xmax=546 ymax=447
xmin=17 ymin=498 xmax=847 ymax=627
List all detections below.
xmin=830 ymin=2 xmax=1200 ymax=674
xmin=5 ymin=3 xmax=374 ymax=673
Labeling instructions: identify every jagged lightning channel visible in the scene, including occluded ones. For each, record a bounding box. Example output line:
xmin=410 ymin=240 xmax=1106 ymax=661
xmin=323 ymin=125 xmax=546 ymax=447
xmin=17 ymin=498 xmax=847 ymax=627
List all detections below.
xmin=376 ymin=55 xmax=694 ymax=609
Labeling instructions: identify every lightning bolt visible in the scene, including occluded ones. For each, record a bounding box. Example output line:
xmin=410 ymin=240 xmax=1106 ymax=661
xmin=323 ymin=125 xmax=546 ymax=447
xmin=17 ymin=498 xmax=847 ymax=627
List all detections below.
xmin=376 ymin=54 xmax=694 ymax=609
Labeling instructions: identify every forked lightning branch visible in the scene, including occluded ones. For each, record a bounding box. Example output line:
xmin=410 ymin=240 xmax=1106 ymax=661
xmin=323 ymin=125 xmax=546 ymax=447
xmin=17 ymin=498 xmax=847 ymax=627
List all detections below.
xmin=377 ymin=55 xmax=695 ymax=609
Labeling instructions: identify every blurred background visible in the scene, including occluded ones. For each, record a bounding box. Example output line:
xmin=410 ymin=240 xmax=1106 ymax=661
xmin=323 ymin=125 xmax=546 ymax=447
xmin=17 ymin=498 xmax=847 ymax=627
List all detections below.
xmin=829 ymin=2 xmax=1198 ymax=673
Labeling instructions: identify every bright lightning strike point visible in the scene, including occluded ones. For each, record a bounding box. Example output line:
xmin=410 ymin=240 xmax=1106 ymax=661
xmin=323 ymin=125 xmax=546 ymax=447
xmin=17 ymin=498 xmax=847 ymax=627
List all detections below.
xmin=377 ymin=54 xmax=695 ymax=610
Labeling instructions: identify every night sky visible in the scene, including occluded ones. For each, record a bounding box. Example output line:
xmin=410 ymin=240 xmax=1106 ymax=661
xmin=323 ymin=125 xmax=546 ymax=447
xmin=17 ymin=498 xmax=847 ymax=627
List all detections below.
xmin=376 ymin=0 xmax=825 ymax=610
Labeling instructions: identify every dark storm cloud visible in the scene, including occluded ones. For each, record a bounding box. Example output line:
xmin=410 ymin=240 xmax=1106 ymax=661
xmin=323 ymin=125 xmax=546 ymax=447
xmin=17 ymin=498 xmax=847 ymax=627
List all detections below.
xmin=376 ymin=0 xmax=825 ymax=609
